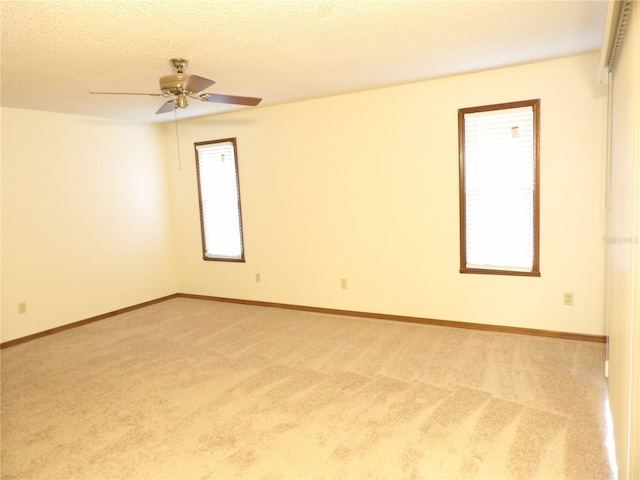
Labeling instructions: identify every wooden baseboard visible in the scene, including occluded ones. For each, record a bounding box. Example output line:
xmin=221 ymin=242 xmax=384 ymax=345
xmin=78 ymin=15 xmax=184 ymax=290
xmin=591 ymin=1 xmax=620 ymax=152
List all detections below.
xmin=0 ymin=294 xmax=179 ymax=349
xmin=176 ymin=293 xmax=608 ymax=343
xmin=1 ymin=292 xmax=607 ymax=348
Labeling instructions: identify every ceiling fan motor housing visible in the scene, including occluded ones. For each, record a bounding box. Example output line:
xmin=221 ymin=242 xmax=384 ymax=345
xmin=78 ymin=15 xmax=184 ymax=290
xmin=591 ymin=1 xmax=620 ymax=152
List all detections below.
xmin=159 ymin=74 xmax=188 ymax=95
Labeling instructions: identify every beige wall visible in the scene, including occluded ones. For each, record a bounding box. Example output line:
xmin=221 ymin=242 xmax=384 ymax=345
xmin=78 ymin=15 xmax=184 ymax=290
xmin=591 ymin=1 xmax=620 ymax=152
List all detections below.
xmin=606 ymin=1 xmax=640 ymax=477
xmin=1 ymin=109 xmax=177 ymax=342
xmin=166 ymin=52 xmax=608 ymax=336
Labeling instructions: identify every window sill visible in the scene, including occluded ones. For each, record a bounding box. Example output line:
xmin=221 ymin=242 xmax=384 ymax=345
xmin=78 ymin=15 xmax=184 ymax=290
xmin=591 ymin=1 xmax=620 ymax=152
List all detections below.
xmin=460 ymin=267 xmax=541 ymax=277
xmin=203 ymin=255 xmax=245 ymax=263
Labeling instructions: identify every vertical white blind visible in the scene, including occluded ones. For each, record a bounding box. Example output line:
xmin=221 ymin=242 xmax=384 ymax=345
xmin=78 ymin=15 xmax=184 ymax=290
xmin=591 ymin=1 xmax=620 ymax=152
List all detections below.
xmin=195 ymin=141 xmax=244 ymax=260
xmin=464 ymin=106 xmax=535 ymax=271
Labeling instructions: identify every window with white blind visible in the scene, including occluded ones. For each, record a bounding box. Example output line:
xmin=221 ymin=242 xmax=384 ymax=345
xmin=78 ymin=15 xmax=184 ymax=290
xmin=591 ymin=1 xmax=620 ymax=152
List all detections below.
xmin=458 ymin=99 xmax=540 ymax=276
xmin=195 ymin=138 xmax=245 ymax=262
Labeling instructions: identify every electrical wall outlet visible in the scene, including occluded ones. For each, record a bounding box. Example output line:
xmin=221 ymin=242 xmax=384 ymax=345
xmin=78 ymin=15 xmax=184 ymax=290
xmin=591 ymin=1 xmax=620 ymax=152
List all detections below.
xmin=255 ymin=273 xmax=261 ymax=283
xmin=341 ymin=278 xmax=347 ymax=289
xmin=564 ymin=292 xmax=574 ymax=306
xmin=18 ymin=302 xmax=27 ymax=314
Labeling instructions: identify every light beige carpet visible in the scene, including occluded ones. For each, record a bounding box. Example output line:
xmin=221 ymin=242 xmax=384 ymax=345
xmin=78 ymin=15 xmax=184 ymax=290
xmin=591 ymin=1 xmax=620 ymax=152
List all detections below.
xmin=1 ymin=298 xmax=614 ymax=479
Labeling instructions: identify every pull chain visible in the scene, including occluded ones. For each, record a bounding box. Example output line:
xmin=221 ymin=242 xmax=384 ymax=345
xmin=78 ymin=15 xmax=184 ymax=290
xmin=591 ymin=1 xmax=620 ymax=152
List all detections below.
xmin=174 ymin=108 xmax=182 ymax=170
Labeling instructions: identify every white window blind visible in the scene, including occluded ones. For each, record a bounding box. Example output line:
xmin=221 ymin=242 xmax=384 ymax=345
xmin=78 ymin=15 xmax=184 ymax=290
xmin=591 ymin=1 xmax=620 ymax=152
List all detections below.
xmin=195 ymin=140 xmax=244 ymax=261
xmin=463 ymin=105 xmax=535 ymax=272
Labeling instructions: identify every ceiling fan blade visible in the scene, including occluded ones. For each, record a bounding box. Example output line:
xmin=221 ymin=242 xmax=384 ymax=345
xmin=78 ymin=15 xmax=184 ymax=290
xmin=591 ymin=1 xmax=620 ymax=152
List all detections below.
xmin=200 ymin=93 xmax=262 ymax=106
xmin=184 ymin=74 xmax=215 ymax=93
xmin=156 ymin=99 xmax=177 ymax=114
xmin=89 ymin=92 xmax=163 ymax=96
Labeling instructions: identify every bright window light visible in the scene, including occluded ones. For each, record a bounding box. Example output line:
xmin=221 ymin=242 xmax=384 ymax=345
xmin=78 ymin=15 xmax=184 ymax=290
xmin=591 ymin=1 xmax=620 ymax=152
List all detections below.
xmin=459 ymin=100 xmax=540 ymax=276
xmin=195 ymin=139 xmax=245 ymax=262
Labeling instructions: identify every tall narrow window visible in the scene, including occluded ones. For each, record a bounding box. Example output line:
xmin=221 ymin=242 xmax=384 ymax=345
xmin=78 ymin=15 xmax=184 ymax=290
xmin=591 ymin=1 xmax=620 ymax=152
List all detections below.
xmin=195 ymin=138 xmax=245 ymax=262
xmin=458 ymin=99 xmax=540 ymax=276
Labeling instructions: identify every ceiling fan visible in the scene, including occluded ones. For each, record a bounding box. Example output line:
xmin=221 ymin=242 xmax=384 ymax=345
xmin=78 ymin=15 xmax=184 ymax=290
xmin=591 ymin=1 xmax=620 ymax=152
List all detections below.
xmin=90 ymin=58 xmax=262 ymax=114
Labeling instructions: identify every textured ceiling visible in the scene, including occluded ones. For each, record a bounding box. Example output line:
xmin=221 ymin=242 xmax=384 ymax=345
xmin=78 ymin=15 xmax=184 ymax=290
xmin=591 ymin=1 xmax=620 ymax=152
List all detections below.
xmin=0 ymin=0 xmax=608 ymax=123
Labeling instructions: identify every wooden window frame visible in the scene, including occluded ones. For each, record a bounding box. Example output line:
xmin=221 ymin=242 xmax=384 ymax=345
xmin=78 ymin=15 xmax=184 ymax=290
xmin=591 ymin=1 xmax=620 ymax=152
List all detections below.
xmin=458 ymin=99 xmax=541 ymax=277
xmin=195 ymin=137 xmax=246 ymax=263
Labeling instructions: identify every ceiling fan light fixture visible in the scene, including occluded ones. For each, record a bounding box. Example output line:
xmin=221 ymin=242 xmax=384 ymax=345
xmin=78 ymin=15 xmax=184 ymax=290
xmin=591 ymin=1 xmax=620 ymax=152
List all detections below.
xmin=177 ymin=94 xmax=188 ymax=109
